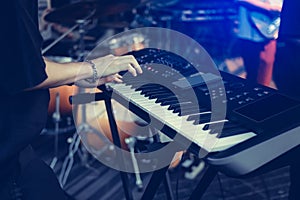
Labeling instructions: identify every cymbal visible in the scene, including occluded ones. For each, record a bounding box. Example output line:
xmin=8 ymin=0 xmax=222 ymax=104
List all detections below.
xmin=44 ymin=2 xmax=96 ymax=24
xmin=44 ymin=0 xmax=140 ymax=25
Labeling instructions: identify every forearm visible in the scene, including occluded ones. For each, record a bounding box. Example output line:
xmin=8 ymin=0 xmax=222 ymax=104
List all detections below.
xmin=29 ymin=58 xmax=93 ymax=90
xmin=26 ymin=54 xmax=142 ymax=91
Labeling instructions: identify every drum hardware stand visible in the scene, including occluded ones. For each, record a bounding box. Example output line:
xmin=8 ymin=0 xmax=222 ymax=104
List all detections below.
xmin=58 ymin=106 xmax=111 ymax=187
xmin=124 ymin=128 xmax=161 ymax=192
xmin=58 ymin=128 xmax=81 ymax=187
xmin=50 ymin=92 xmax=61 ymax=169
xmin=125 ymin=137 xmax=144 ymax=191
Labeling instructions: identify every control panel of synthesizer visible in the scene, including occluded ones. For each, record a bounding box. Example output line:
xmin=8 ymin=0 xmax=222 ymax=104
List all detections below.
xmin=121 ymin=48 xmax=300 ymax=135
xmin=126 ymin=48 xmax=198 ymax=79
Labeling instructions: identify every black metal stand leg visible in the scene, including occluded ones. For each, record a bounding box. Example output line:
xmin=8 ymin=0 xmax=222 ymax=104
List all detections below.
xmin=140 ymin=139 xmax=181 ymax=200
xmin=164 ymin=171 xmax=175 ymax=200
xmin=141 ymin=165 xmax=170 ymax=200
xmin=188 ymin=166 xmax=217 ymax=200
xmin=104 ymin=95 xmax=133 ymax=200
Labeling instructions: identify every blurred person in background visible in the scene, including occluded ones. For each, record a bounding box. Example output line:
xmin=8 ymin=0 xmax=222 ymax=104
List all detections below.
xmin=236 ymin=0 xmax=283 ymax=86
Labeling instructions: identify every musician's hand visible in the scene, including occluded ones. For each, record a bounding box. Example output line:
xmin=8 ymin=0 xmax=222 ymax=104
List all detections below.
xmin=75 ymin=54 xmax=141 ymax=88
xmin=91 ymin=54 xmax=143 ymax=78
xmin=75 ymin=73 xmax=123 ymax=88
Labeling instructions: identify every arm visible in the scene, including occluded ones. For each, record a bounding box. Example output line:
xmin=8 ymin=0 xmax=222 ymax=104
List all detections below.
xmin=237 ymin=0 xmax=282 ymax=12
xmin=28 ymin=54 xmax=142 ymax=90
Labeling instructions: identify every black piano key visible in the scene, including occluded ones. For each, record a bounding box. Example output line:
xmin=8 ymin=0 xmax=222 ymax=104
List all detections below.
xmin=173 ymin=107 xmax=181 ymax=113
xmin=161 ymin=98 xmax=179 ymax=106
xmin=179 ymin=106 xmax=209 ymax=116
xmin=136 ymin=84 xmax=158 ymax=89
xmin=202 ymin=124 xmax=210 ymax=131
xmin=168 ymin=102 xmax=192 ymax=110
xmin=187 ymin=113 xmax=209 ymax=121
xmin=209 ymin=126 xmax=224 ymax=134
xmin=141 ymin=88 xmax=159 ymax=95
xmin=186 ymin=114 xmax=201 ymax=122
xmin=209 ymin=121 xmax=242 ymax=134
xmin=155 ymin=96 xmax=178 ymax=104
xmin=181 ymin=103 xmax=208 ymax=111
xmin=174 ymin=104 xmax=200 ymax=114
xmin=168 ymin=103 xmax=180 ymax=110
xmin=216 ymin=126 xmax=250 ymax=138
xmin=192 ymin=113 xmax=212 ymax=124
xmin=143 ymin=88 xmax=168 ymax=96
xmin=144 ymin=88 xmax=170 ymax=96
xmin=149 ymin=93 xmax=173 ymax=100
xmin=206 ymin=120 xmax=249 ymax=137
xmin=202 ymin=121 xmax=232 ymax=131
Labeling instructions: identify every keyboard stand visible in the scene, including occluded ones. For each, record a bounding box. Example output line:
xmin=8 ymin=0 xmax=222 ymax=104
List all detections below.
xmin=100 ymin=86 xmax=134 ymax=200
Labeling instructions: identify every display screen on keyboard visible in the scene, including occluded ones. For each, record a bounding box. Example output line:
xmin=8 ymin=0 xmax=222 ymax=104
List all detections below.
xmin=234 ymin=93 xmax=300 ymax=122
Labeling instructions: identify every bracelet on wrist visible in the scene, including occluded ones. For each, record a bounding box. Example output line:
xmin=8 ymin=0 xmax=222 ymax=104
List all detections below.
xmin=85 ymin=60 xmax=98 ymax=83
